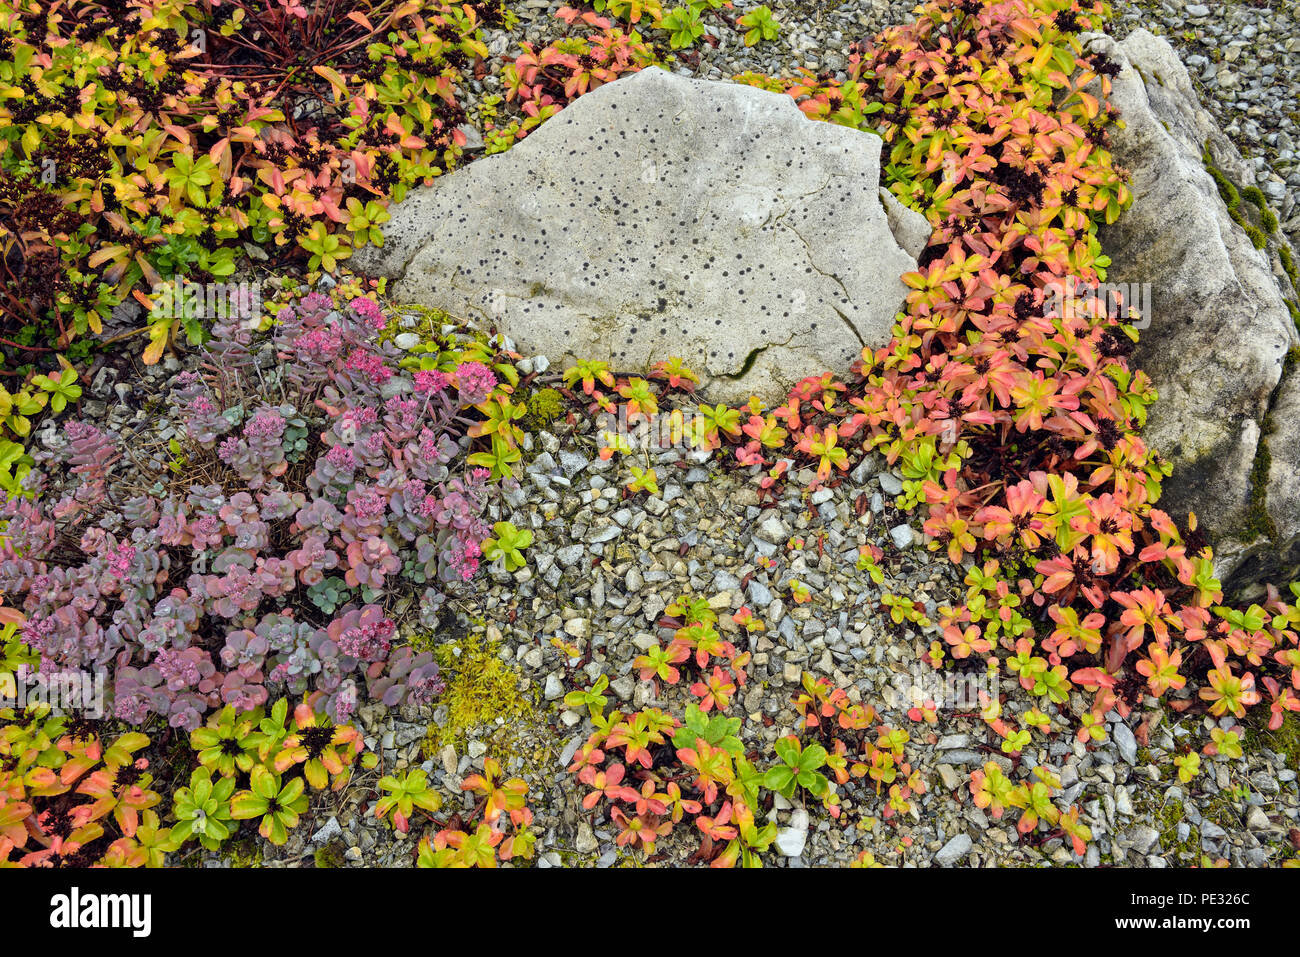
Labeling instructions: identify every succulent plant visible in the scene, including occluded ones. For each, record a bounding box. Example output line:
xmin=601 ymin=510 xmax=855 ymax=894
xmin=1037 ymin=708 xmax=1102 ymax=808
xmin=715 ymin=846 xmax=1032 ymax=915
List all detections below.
xmin=482 ymin=520 xmax=533 ymax=572
xmin=230 ymin=767 xmax=308 ymax=846
xmin=171 ymin=767 xmax=237 ymax=852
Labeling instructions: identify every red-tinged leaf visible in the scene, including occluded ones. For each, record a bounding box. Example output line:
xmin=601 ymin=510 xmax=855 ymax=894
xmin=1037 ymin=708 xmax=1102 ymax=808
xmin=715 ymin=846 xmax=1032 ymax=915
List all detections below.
xmin=1070 ymin=667 xmax=1115 ymax=688
xmin=163 ymin=123 xmax=192 ymax=146
xmin=346 ymin=10 xmax=373 ymax=30
xmin=1134 ymin=716 xmax=1152 ymax=747
xmin=1072 ymin=90 xmax=1099 ymax=120
xmin=142 ymin=318 xmax=170 ymax=366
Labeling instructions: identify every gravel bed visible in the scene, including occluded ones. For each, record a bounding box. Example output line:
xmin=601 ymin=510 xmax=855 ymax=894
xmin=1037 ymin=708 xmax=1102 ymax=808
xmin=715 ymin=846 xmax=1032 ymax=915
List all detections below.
xmin=276 ymin=402 xmax=1299 ymax=868
xmin=51 ymin=1 xmax=1300 ymax=868
xmin=1110 ymin=0 xmax=1300 ymax=236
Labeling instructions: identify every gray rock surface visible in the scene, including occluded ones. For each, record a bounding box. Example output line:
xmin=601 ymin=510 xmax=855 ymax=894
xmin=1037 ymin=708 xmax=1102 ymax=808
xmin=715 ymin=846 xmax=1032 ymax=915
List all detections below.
xmin=1085 ymin=30 xmax=1300 ymax=592
xmin=935 ymin=833 xmax=972 ymax=866
xmin=354 ymin=67 xmax=928 ymax=402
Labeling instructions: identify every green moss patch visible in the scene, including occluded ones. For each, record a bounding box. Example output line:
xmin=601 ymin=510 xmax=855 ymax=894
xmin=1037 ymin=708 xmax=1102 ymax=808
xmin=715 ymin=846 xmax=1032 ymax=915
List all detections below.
xmin=314 ymin=840 xmax=347 ymax=869
xmin=1245 ymin=708 xmax=1300 ymax=769
xmin=525 ymin=387 xmax=565 ymax=429
xmin=1242 ymin=185 xmax=1279 ymax=234
xmin=423 ymin=629 xmax=531 ymax=754
xmin=1204 ymin=142 xmax=1269 ymax=250
xmin=1244 ymin=348 xmax=1299 ymax=542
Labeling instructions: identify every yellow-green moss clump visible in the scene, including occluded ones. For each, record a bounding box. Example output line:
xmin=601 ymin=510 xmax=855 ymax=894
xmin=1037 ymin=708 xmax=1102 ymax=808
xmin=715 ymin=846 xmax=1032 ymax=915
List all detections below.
xmin=525 ymin=387 xmax=565 ymax=428
xmin=423 ymin=629 xmax=531 ymax=754
xmin=381 ymin=302 xmax=455 ymax=346
xmin=1202 ymin=141 xmax=1267 ymax=250
xmin=224 ymin=836 xmax=262 ymax=868
xmin=314 ymin=840 xmax=347 ymax=869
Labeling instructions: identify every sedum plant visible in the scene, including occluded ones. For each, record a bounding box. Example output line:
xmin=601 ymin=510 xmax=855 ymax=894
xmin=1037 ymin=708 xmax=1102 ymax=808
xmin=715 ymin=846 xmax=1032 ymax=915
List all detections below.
xmin=0 ymin=281 xmax=524 ymax=729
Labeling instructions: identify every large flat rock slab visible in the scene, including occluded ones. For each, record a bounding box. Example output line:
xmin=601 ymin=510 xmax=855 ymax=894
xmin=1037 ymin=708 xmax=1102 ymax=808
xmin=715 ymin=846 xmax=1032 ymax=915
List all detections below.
xmin=354 ymin=67 xmax=928 ymax=402
xmin=1085 ymin=30 xmax=1300 ymax=594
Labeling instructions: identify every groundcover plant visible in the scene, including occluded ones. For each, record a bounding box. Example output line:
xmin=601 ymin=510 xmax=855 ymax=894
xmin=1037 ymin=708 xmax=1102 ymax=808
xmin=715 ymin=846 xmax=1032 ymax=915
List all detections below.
xmin=0 ymin=0 xmax=1298 ymax=880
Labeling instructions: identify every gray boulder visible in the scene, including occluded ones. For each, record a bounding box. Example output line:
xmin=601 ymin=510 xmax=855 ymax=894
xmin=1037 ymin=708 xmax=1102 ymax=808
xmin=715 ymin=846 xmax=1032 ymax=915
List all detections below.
xmin=353 ymin=67 xmax=928 ymax=402
xmin=1085 ymin=30 xmax=1300 ymax=594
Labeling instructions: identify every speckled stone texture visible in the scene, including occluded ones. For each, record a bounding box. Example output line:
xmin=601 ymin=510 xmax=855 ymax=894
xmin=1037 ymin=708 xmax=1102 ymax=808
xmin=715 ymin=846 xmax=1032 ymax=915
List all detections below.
xmin=1084 ymin=30 xmax=1300 ymax=594
xmin=353 ymin=66 xmax=929 ymax=402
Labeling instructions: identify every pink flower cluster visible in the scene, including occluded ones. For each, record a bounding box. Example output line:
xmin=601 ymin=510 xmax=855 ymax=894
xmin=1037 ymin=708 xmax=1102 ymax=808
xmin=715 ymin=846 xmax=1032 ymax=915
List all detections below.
xmin=454 ymin=361 xmax=496 ymax=404
xmin=325 ymin=444 xmax=356 ymax=469
xmin=106 ymin=543 xmax=136 ymax=578
xmin=406 ymin=672 xmax=443 ymax=707
xmin=446 ymin=539 xmax=481 ymax=581
xmin=245 ymin=409 xmax=285 ymax=439
xmin=345 ymin=348 xmax=391 ymax=384
xmin=155 ymin=647 xmax=202 ymax=688
xmin=64 ymin=420 xmax=103 ymax=443
xmin=115 ymin=694 xmax=151 ymax=725
xmin=349 ymin=296 xmax=387 ymax=331
xmin=294 ymin=327 xmax=343 ymax=361
xmin=418 ymin=492 xmax=441 ymax=518
xmin=21 ymin=615 xmax=55 ymax=654
xmin=335 ymin=616 xmax=395 ymax=663
xmin=300 ymin=292 xmax=333 ymax=314
xmin=217 ymin=437 xmax=242 ymax=464
xmin=414 ymin=369 xmax=449 ymax=395
xmin=350 ymin=487 xmax=387 ymax=522
xmin=189 ymin=395 xmax=217 ymax=416
xmin=419 ymin=427 xmax=448 ymax=463
xmin=384 ymin=395 xmax=420 ymax=431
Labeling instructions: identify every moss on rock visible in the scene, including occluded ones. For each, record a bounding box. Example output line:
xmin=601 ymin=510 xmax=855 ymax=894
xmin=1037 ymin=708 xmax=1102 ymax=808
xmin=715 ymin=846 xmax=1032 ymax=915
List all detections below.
xmin=1203 ymin=142 xmax=1273 ymax=250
